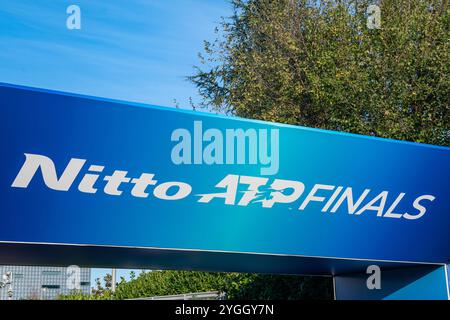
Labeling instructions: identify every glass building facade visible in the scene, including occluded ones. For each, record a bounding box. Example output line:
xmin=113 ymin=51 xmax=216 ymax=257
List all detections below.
xmin=0 ymin=265 xmax=91 ymax=300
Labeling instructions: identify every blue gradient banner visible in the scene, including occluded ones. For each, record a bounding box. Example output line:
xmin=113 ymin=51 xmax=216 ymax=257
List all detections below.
xmin=0 ymin=83 xmax=449 ymax=265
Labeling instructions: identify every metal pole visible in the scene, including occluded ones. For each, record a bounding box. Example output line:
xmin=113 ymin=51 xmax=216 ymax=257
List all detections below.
xmin=111 ymin=269 xmax=116 ymax=292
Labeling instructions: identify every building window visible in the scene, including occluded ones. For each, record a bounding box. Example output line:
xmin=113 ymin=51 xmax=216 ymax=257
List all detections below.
xmin=42 ymin=285 xmax=60 ymax=289
xmin=42 ymin=271 xmax=61 ymax=276
xmin=14 ymin=273 xmax=24 ymax=279
xmin=80 ymin=282 xmax=90 ymax=286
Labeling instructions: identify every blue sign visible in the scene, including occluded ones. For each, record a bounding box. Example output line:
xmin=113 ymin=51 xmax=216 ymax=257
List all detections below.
xmin=335 ymin=265 xmax=449 ymax=300
xmin=0 ymin=82 xmax=449 ymax=272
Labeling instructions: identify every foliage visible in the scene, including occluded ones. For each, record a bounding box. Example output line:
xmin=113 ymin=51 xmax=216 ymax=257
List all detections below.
xmin=113 ymin=270 xmax=228 ymax=300
xmin=59 ymin=274 xmax=115 ymax=300
xmin=59 ymin=270 xmax=333 ymax=300
xmin=220 ymin=273 xmax=332 ymax=300
xmin=58 ymin=290 xmax=114 ymax=300
xmin=189 ymin=0 xmax=449 ymax=145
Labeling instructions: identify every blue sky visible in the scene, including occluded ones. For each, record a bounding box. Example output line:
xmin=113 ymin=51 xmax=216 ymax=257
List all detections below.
xmin=0 ymin=0 xmax=230 ymax=107
xmin=0 ymin=0 xmax=231 ymax=288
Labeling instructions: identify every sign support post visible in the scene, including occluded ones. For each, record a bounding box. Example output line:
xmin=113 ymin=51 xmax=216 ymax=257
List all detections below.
xmin=334 ymin=264 xmax=449 ymax=300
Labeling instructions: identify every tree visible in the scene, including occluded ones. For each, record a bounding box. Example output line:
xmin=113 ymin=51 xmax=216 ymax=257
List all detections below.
xmin=90 ymin=274 xmax=114 ymax=298
xmin=113 ymin=271 xmax=332 ymax=300
xmin=59 ymin=274 xmax=115 ymax=300
xmin=190 ymin=0 xmax=449 ymax=146
xmin=59 ymin=270 xmax=333 ymax=300
xmin=113 ymin=270 xmax=227 ymax=300
xmin=221 ymin=273 xmax=332 ymax=300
